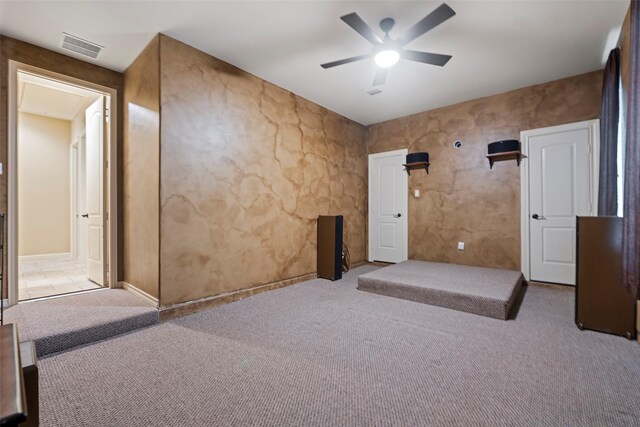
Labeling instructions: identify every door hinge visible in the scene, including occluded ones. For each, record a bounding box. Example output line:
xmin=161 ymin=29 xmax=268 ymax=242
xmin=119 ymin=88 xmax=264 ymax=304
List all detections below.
xmin=105 ymin=212 xmax=109 ymax=220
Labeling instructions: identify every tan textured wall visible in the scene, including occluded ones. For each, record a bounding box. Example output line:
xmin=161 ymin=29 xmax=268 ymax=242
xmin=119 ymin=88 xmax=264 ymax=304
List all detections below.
xmin=18 ymin=112 xmax=71 ymax=256
xmin=367 ymin=71 xmax=602 ymax=271
xmin=123 ymin=36 xmax=160 ymax=299
xmin=0 ymin=35 xmax=124 ymax=290
xmin=158 ymin=35 xmax=367 ymax=305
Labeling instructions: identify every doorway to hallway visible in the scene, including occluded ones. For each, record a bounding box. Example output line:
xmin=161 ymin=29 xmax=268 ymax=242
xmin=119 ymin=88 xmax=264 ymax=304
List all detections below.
xmin=15 ymin=71 xmax=110 ymax=301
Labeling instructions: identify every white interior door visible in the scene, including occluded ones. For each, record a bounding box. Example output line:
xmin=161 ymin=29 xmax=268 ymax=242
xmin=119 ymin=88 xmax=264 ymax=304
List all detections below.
xmin=77 ymin=135 xmax=88 ymax=262
xmin=368 ymin=149 xmax=408 ymax=263
xmin=525 ymin=121 xmax=598 ymax=285
xmin=85 ymin=96 xmax=106 ymax=285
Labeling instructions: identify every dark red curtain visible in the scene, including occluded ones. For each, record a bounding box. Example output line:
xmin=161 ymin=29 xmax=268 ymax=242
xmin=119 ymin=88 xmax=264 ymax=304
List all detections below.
xmin=598 ymin=48 xmax=620 ymax=216
xmin=623 ymin=1 xmax=640 ymax=297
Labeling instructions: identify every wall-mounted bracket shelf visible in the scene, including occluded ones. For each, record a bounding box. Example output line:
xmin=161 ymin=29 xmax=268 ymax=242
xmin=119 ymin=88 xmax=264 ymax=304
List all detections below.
xmin=486 ymin=151 xmax=526 ymax=169
xmin=403 ymin=162 xmax=430 ymax=175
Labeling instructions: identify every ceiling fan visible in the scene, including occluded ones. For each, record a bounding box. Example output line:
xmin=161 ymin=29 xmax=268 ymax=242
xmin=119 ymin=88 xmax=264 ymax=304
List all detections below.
xmin=321 ymin=3 xmax=456 ymax=86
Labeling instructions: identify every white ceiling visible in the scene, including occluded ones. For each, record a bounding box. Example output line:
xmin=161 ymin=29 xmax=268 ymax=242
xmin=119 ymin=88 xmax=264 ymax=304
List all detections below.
xmin=18 ymin=72 xmax=100 ymax=120
xmin=0 ymin=1 xmax=630 ymax=125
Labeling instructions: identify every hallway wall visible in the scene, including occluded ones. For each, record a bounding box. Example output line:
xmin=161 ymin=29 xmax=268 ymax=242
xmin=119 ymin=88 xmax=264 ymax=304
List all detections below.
xmin=18 ymin=112 xmax=71 ymax=256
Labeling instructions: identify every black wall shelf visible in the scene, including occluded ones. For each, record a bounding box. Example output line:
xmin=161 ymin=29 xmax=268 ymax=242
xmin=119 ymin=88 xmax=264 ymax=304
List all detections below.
xmin=403 ymin=162 xmax=430 ymax=175
xmin=486 ymin=151 xmax=526 ymax=169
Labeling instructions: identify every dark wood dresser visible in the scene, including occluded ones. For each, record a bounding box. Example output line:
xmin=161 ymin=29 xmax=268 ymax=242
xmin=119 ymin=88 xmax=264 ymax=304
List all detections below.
xmin=575 ymin=216 xmax=636 ymax=339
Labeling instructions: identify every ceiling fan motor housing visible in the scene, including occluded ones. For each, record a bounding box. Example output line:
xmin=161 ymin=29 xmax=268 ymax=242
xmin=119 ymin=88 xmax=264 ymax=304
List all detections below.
xmin=380 ymin=18 xmax=395 ymax=33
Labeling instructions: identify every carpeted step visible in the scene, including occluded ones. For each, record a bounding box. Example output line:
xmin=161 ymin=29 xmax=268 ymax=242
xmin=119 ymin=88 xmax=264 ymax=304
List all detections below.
xmin=357 ymin=260 xmax=524 ymax=320
xmin=4 ymin=289 xmax=159 ymax=356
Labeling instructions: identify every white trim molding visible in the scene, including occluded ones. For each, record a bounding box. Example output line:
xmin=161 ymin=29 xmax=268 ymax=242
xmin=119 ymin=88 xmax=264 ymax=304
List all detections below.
xmin=367 ymin=148 xmax=409 ymax=263
xmin=520 ymin=119 xmax=600 ymax=281
xmin=7 ymin=61 xmax=119 ymax=306
xmin=70 ymin=136 xmax=78 ymax=260
xmin=18 ymin=252 xmax=72 ymax=262
xmin=120 ymin=282 xmax=159 ymax=308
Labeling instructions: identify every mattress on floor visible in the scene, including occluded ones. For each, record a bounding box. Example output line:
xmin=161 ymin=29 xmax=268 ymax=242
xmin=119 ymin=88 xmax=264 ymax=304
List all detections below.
xmin=357 ymin=260 xmax=524 ymax=320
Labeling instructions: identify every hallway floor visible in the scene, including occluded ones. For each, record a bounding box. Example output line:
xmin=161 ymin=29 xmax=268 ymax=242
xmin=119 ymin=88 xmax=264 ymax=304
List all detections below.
xmin=19 ymin=258 xmax=101 ymax=300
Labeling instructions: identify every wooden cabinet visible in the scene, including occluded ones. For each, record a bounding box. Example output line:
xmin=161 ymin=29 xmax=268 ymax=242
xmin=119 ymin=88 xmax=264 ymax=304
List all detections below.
xmin=575 ymin=216 xmax=636 ymax=339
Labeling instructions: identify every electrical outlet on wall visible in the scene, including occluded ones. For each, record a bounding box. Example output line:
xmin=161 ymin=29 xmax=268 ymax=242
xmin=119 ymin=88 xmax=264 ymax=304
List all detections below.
xmin=457 ymin=242 xmax=465 ymax=251
xmin=414 ymin=189 xmax=420 ymax=198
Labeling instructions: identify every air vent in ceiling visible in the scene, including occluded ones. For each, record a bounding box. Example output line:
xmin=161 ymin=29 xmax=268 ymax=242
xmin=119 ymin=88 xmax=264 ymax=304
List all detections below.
xmin=367 ymin=89 xmax=382 ymax=96
xmin=60 ymin=33 xmax=103 ymax=59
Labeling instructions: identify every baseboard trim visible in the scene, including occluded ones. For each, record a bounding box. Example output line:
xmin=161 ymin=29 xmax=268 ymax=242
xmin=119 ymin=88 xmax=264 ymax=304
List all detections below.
xmin=351 ymin=260 xmax=369 ymax=269
xmin=527 ymin=281 xmax=574 ymax=291
xmin=18 ymin=252 xmax=72 ymax=262
xmin=160 ymin=272 xmax=317 ymax=321
xmin=120 ymin=282 xmax=159 ymax=308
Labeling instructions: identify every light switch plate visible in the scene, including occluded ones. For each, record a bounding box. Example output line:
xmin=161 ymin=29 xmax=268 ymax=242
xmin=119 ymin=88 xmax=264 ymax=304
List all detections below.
xmin=414 ymin=189 xmax=420 ymax=198
xmin=457 ymin=242 xmax=465 ymax=251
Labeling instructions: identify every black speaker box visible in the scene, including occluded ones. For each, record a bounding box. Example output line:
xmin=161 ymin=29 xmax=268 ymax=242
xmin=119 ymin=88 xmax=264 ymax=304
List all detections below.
xmin=406 ymin=152 xmax=429 ymax=163
xmin=317 ymin=215 xmax=343 ymax=281
xmin=488 ymin=139 xmax=520 ymax=154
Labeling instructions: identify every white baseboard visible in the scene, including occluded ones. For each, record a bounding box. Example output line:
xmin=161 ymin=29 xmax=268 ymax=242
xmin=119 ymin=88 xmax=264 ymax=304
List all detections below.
xmin=19 ymin=252 xmax=73 ymax=262
xmin=120 ymin=281 xmax=159 ymax=308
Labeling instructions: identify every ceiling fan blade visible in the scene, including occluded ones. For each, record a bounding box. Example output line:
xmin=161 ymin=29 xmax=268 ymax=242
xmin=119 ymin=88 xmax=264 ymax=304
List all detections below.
xmin=400 ymin=3 xmax=456 ymax=45
xmin=402 ymin=50 xmax=452 ymax=66
xmin=340 ymin=12 xmax=383 ymax=45
xmin=321 ymin=54 xmax=371 ymax=69
xmin=373 ymin=68 xmax=387 ymax=86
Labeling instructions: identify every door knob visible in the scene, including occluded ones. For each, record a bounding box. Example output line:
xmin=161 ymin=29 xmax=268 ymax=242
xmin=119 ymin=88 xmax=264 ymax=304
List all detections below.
xmin=532 ymin=213 xmax=546 ymax=220
xmin=81 ymin=213 xmax=89 ymax=218
xmin=393 ymin=213 xmax=402 ymax=218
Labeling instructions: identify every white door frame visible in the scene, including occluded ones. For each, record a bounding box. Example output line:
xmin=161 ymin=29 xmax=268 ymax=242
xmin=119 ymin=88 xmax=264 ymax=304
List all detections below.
xmin=71 ymin=136 xmax=79 ymax=260
xmin=520 ymin=119 xmax=600 ymax=281
xmin=70 ymin=132 xmax=86 ymax=261
xmin=368 ymin=148 xmax=409 ymax=263
xmin=7 ymin=60 xmax=119 ymax=306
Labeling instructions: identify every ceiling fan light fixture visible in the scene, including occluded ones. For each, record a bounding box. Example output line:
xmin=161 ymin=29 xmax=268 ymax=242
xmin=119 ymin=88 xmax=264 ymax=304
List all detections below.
xmin=374 ymin=49 xmax=400 ymax=68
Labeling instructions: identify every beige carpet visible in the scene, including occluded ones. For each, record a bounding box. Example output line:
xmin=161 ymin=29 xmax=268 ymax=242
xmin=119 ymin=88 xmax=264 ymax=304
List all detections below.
xmin=35 ymin=266 xmax=640 ymax=426
xmin=357 ymin=260 xmax=524 ymax=319
xmin=4 ymin=289 xmax=159 ymax=356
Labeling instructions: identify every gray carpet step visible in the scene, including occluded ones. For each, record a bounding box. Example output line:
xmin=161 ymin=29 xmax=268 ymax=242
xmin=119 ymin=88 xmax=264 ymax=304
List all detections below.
xmin=357 ymin=260 xmax=524 ymax=320
xmin=31 ymin=311 xmax=159 ymax=356
xmin=4 ymin=289 xmax=159 ymax=357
